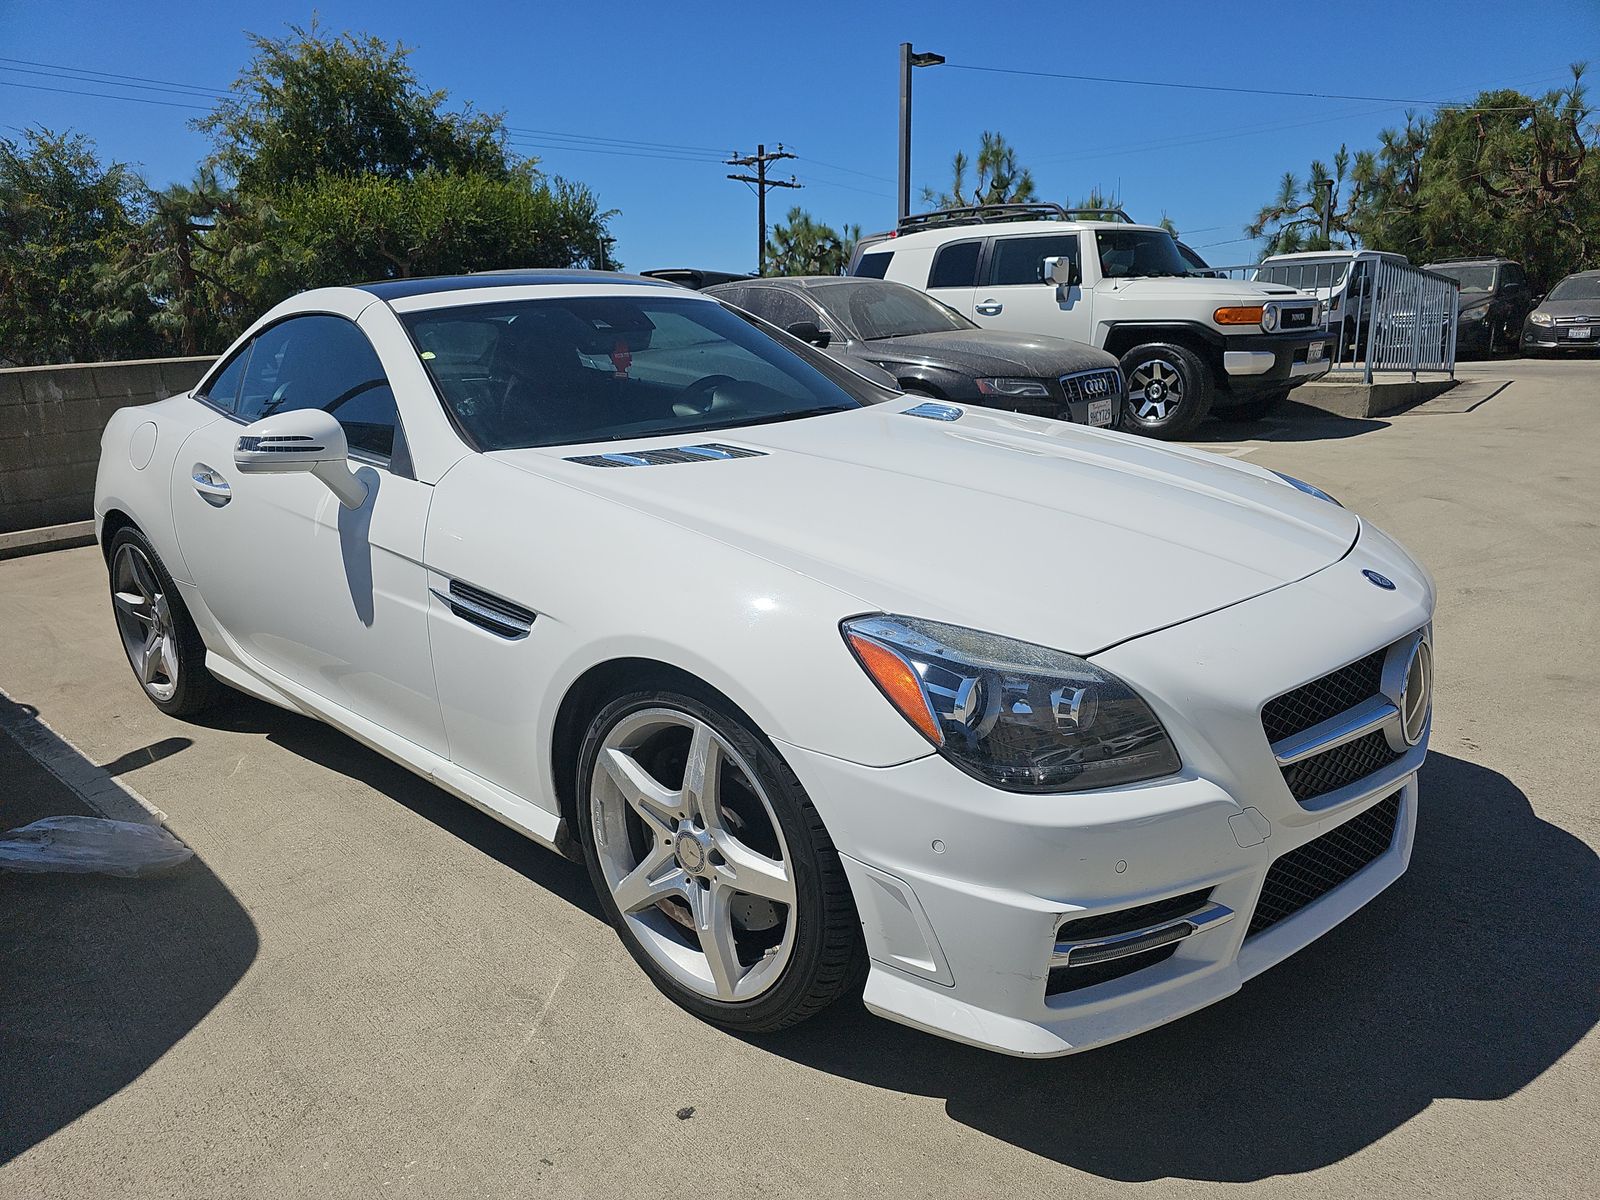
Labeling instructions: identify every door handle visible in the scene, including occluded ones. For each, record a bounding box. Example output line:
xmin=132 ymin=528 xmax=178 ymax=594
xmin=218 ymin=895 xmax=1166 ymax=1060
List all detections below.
xmin=975 ymin=300 xmax=1003 ymax=316
xmin=192 ymin=465 xmax=232 ymax=507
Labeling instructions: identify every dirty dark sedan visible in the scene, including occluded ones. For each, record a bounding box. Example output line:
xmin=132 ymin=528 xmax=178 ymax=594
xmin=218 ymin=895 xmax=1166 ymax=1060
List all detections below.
xmin=705 ymin=276 xmax=1124 ymax=427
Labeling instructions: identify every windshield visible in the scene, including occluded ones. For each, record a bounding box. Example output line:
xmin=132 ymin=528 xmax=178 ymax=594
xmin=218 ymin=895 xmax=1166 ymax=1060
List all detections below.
xmin=402 ymin=295 xmax=866 ymax=450
xmin=1095 ymin=229 xmax=1193 ymax=279
xmin=1548 ymin=275 xmax=1600 ymax=301
xmin=812 ymin=280 xmax=972 ymax=340
xmin=1255 ymin=258 xmax=1350 ymax=291
xmin=1430 ymin=264 xmax=1496 ymax=293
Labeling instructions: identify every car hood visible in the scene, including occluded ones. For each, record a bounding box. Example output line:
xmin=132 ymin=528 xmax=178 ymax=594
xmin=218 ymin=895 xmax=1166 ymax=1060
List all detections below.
xmin=1097 ymin=277 xmax=1305 ymax=302
xmin=858 ymin=328 xmax=1114 ymax=376
xmin=493 ymin=404 xmax=1359 ymax=654
xmin=1534 ymin=297 xmax=1600 ymax=318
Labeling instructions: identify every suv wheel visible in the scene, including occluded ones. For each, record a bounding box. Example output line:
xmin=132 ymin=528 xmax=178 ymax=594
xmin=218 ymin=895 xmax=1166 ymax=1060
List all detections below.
xmin=1119 ymin=343 xmax=1213 ymax=439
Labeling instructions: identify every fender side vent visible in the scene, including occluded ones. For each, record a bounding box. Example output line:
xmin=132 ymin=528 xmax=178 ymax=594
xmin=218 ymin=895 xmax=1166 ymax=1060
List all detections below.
xmin=565 ymin=443 xmax=766 ymax=468
xmin=430 ymin=579 xmax=536 ymax=639
xmin=902 ymin=402 xmax=963 ymax=422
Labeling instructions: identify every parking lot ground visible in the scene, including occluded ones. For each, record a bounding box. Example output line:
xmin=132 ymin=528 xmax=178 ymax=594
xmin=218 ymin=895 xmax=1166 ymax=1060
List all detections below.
xmin=2 ymin=357 xmax=1597 ymax=1199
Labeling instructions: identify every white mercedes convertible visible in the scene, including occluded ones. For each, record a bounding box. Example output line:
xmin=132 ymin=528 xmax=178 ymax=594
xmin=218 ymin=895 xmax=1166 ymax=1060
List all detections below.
xmin=94 ymin=270 xmax=1434 ymax=1057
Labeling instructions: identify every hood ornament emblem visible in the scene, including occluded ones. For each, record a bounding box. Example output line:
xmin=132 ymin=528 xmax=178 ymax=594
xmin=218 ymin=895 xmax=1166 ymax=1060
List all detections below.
xmin=1363 ymin=569 xmax=1396 ymax=590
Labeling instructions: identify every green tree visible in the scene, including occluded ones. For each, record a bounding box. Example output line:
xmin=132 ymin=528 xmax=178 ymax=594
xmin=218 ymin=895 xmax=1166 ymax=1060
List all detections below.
xmin=0 ymin=129 xmax=158 ymax=365
xmin=922 ymin=131 xmax=1036 ymax=208
xmin=1246 ymin=145 xmax=1375 ymax=254
xmin=764 ymin=207 xmax=861 ymax=275
xmin=196 ymin=21 xmax=510 ymax=194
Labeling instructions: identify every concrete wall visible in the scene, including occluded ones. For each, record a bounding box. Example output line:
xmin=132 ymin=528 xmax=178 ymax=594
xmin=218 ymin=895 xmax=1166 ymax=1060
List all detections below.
xmin=0 ymin=356 xmax=215 ymax=534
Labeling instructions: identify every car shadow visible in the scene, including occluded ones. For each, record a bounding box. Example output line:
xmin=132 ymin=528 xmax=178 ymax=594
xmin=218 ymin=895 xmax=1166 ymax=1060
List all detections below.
xmin=0 ymin=717 xmax=259 ymax=1165
xmin=184 ymin=691 xmax=602 ymax=920
xmin=1198 ymin=401 xmax=1389 ymax=443
xmin=749 ymin=752 xmax=1598 ymax=1182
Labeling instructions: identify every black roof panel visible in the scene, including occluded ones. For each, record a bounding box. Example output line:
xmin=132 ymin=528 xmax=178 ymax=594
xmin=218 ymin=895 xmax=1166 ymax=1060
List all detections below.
xmin=355 ymin=269 xmax=677 ymax=301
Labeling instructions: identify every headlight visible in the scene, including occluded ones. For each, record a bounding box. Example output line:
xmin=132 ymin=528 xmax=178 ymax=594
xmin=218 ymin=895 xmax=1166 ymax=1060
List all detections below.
xmin=841 ymin=615 xmax=1181 ymax=793
xmin=1461 ymin=301 xmax=1490 ymax=321
xmin=1270 ymin=469 xmax=1342 ymax=506
xmin=976 ymin=377 xmax=1051 ymax=398
xmin=1260 ymin=302 xmax=1281 ymax=333
xmin=1530 ymin=311 xmax=1554 ymax=327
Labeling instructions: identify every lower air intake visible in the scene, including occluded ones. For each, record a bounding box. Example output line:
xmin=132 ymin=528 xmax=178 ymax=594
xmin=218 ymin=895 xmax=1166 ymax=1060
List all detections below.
xmin=1248 ymin=791 xmax=1401 ymax=938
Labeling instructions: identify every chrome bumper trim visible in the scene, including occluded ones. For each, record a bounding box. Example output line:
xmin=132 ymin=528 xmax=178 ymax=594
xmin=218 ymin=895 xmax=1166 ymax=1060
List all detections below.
xmin=1052 ymin=901 xmax=1235 ymax=968
xmin=1272 ymin=694 xmax=1399 ymax=766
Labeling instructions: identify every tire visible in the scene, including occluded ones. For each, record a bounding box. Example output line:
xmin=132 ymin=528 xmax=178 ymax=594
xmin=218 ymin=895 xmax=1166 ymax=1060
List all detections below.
xmin=1222 ymin=389 xmax=1288 ymax=422
xmin=1118 ymin=342 xmax=1214 ymax=439
xmin=575 ymin=684 xmax=865 ymax=1033
xmin=106 ymin=526 xmax=221 ymax=718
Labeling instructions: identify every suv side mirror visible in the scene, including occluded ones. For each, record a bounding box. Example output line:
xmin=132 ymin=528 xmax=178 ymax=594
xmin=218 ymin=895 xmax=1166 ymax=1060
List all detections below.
xmin=786 ymin=319 xmax=833 ymax=348
xmin=233 ymin=408 xmax=368 ymax=509
xmin=1046 ymin=256 xmax=1081 ymax=288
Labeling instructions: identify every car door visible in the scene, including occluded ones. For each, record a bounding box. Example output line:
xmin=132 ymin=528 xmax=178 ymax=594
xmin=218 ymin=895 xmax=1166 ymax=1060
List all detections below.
xmin=970 ymin=232 xmax=1089 ymax=341
xmin=170 ymin=307 xmax=447 ymax=755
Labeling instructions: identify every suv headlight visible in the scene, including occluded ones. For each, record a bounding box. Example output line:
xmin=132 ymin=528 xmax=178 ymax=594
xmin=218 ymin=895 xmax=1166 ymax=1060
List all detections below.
xmin=976 ymin=377 xmax=1051 ymax=398
xmin=1530 ymin=311 xmax=1554 ymax=327
xmin=841 ymin=615 xmax=1181 ymax=793
xmin=1261 ymin=302 xmax=1281 ymax=333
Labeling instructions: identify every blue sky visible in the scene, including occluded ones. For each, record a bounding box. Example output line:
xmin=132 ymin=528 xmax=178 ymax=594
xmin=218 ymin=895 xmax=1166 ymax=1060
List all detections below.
xmin=3 ymin=0 xmax=1595 ymax=273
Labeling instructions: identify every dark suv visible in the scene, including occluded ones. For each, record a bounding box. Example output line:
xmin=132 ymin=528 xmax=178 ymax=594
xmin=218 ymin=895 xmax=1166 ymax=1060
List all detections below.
xmin=1423 ymin=258 xmax=1536 ymax=356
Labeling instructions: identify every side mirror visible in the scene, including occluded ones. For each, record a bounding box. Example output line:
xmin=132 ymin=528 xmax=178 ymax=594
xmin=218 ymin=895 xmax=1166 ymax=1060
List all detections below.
xmin=1531 ymin=294 xmax=1545 ymax=306
xmin=233 ymin=408 xmax=368 ymax=509
xmin=1046 ymin=256 xmax=1081 ymax=288
xmin=786 ymin=319 xmax=832 ymax=347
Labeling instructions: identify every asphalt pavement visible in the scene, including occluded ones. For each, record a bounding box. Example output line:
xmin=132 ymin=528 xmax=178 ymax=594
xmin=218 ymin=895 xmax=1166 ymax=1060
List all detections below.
xmin=2 ymin=356 xmax=1596 ymax=1199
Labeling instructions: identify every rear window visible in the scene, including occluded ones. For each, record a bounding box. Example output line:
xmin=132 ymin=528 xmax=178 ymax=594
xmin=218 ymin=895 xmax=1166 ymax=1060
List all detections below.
xmin=852 ymin=251 xmax=893 ymax=279
xmin=928 ymin=240 xmax=981 ymax=289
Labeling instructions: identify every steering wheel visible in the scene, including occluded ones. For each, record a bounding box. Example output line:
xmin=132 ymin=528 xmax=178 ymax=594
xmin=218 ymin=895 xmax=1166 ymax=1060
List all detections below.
xmin=674 ymin=374 xmax=739 ymax=416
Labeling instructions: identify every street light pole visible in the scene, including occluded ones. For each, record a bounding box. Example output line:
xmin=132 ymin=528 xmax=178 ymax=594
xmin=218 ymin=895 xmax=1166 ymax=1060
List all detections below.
xmin=897 ymin=43 xmax=944 ymax=222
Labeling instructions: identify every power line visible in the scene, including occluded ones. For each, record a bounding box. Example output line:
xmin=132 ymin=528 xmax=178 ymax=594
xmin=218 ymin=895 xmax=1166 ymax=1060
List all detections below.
xmin=0 ymin=78 xmax=213 ymax=111
xmin=0 ymin=63 xmax=226 ymax=100
xmin=0 ymin=55 xmax=226 ymax=95
xmin=942 ymin=61 xmax=1566 ymax=111
xmin=505 ymin=125 xmax=730 ymax=156
xmin=507 ymin=138 xmax=723 ymax=164
xmin=727 ymin=144 xmax=802 ymax=275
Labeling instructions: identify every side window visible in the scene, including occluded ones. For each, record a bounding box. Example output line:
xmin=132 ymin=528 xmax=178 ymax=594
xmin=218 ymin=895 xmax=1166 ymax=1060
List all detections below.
xmin=743 ymin=288 xmax=823 ymax=333
xmin=988 ymin=235 xmax=1080 ymax=286
xmin=927 ymin=240 xmax=981 ymax=289
xmin=198 ymin=346 xmax=251 ymax=413
xmin=1502 ymin=264 xmax=1525 ymax=289
xmin=853 ymin=251 xmax=893 ymax=279
xmin=236 ymin=315 xmax=400 ymax=461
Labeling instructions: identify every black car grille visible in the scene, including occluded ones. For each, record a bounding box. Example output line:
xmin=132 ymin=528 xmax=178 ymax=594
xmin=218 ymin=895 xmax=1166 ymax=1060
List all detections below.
xmin=1248 ymin=791 xmax=1401 ymax=937
xmin=1281 ymin=731 xmax=1404 ymax=803
xmin=1261 ymin=649 xmax=1386 ymax=744
xmin=1060 ymin=368 xmax=1121 ymax=406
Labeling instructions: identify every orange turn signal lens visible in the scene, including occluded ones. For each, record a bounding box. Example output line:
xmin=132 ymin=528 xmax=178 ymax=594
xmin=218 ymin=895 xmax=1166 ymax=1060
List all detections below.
xmin=846 ymin=632 xmax=944 ymax=746
xmin=1213 ymin=305 xmax=1265 ymax=325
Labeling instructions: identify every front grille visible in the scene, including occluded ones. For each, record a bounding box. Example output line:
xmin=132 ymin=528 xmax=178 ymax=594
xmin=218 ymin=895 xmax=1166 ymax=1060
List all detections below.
xmin=1248 ymin=791 xmax=1401 ymax=937
xmin=1281 ymin=305 xmax=1316 ymax=330
xmin=1262 ymin=649 xmax=1386 ymax=744
xmin=1281 ymin=730 xmax=1404 ymax=803
xmin=1060 ymin=368 xmax=1121 ymax=406
xmin=1553 ymin=314 xmax=1597 ymax=326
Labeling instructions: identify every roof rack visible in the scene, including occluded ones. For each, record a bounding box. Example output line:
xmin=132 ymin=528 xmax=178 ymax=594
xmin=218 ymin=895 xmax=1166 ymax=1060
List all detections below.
xmin=895 ymin=202 xmax=1134 ymax=233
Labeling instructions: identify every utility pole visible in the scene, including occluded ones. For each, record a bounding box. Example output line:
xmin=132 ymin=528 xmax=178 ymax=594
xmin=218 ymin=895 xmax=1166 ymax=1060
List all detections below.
xmin=726 ymin=144 xmax=801 ymax=275
xmin=1314 ymin=177 xmax=1335 ymax=245
xmin=898 ymin=43 xmax=945 ymax=221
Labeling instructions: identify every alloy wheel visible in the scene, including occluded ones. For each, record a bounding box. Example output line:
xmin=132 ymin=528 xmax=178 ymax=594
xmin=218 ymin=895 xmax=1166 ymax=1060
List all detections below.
xmin=1128 ymin=358 xmax=1185 ymax=422
xmin=590 ymin=707 xmax=798 ymax=1002
xmin=111 ymin=543 xmax=179 ymax=703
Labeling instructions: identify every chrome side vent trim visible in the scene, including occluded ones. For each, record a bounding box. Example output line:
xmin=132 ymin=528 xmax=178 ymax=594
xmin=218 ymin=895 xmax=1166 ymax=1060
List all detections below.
xmin=1053 ymin=900 xmax=1234 ymax=968
xmin=902 ymin=401 xmax=962 ymax=422
xmin=430 ymin=579 xmax=536 ymax=639
xmin=565 ymin=443 xmax=766 ymax=468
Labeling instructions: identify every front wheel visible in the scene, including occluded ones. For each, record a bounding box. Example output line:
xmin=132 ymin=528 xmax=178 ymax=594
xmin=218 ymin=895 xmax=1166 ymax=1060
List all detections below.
xmin=1118 ymin=342 xmax=1214 ymax=439
xmin=576 ymin=686 xmax=864 ymax=1033
xmin=107 ymin=526 xmax=221 ymax=717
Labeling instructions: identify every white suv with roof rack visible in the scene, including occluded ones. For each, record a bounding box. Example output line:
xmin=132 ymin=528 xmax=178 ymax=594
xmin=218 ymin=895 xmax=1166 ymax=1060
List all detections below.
xmin=851 ymin=204 xmax=1330 ymax=438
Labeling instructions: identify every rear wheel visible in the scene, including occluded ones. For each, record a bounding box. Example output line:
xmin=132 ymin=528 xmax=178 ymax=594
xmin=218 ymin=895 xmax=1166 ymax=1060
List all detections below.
xmin=1119 ymin=342 xmax=1213 ymax=439
xmin=107 ymin=526 xmax=220 ymax=717
xmin=576 ymin=686 xmax=864 ymax=1033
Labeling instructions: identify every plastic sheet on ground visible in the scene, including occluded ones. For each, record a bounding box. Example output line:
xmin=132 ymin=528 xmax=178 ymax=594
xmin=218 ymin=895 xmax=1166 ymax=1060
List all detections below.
xmin=0 ymin=815 xmax=194 ymax=877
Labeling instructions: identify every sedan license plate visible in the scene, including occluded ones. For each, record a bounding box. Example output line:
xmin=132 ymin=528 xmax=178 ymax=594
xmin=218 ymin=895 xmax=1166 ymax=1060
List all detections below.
xmin=1308 ymin=340 xmax=1327 ymax=361
xmin=1568 ymin=326 xmax=1591 ymax=339
xmin=1088 ymin=398 xmax=1113 ymax=427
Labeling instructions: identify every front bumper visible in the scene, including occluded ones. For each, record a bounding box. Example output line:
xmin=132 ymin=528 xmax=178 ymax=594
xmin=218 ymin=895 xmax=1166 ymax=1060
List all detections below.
xmin=1219 ymin=330 xmax=1331 ymax=395
xmin=1522 ymin=322 xmax=1598 ymax=350
xmin=786 ymin=523 xmax=1433 ymax=1057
